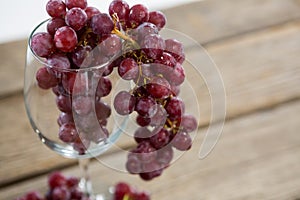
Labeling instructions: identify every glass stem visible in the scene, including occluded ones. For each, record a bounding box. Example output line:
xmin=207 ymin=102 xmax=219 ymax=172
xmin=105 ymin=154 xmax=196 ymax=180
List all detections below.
xmin=79 ymin=158 xmax=93 ymax=196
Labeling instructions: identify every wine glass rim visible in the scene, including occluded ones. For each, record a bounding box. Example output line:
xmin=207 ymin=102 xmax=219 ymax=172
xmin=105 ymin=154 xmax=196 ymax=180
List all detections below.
xmin=28 ymin=19 xmax=112 ymax=73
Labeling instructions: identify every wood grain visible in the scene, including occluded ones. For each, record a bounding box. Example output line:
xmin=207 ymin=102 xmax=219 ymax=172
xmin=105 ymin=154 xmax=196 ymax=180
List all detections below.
xmin=1 ymin=99 xmax=300 ymax=199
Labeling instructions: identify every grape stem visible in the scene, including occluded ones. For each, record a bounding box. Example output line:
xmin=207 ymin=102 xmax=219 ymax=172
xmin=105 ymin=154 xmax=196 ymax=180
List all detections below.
xmin=112 ymin=28 xmax=140 ymax=49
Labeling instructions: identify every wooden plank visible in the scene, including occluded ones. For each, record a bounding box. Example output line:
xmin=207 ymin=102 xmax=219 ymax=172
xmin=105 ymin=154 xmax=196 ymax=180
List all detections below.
xmin=1 ymin=99 xmax=300 ymax=199
xmin=2 ymin=0 xmax=300 ymax=97
xmin=0 ymin=40 xmax=26 ymax=97
xmin=2 ymin=17 xmax=300 ymax=186
xmin=164 ymin=0 xmax=300 ymax=44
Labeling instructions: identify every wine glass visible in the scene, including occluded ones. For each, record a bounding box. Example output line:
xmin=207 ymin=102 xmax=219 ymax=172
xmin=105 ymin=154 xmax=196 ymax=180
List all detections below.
xmin=24 ymin=20 xmax=128 ymax=199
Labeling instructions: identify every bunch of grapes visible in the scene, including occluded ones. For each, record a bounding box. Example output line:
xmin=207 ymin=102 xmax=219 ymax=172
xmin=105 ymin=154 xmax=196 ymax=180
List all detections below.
xmin=31 ymin=0 xmax=197 ymax=181
xmin=16 ymin=172 xmax=150 ymax=200
xmin=16 ymin=172 xmax=90 ymax=200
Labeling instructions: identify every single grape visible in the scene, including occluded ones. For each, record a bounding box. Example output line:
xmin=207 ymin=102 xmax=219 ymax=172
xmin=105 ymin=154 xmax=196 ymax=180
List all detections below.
xmin=47 ymin=18 xmax=66 ymax=35
xmin=114 ymin=182 xmax=132 ymax=200
xmin=135 ymin=96 xmax=157 ymax=118
xmin=148 ymin=11 xmax=167 ymax=30
xmin=165 ymin=39 xmax=185 ymax=64
xmin=128 ymin=4 xmax=149 ymax=28
xmin=135 ymin=141 xmax=157 ymax=164
xmin=23 ymin=191 xmax=44 ymax=200
xmin=166 ymin=62 xmax=185 ymax=86
xmin=99 ymin=34 xmax=122 ymax=57
xmin=54 ymin=26 xmax=78 ymax=52
xmin=71 ymin=45 xmax=93 ymax=68
xmin=109 ymin=0 xmax=130 ymax=21
xmin=165 ymin=97 xmax=185 ymax=120
xmin=72 ymin=136 xmax=90 ymax=155
xmin=36 ymin=67 xmax=58 ymax=89
xmin=85 ymin=6 xmax=101 ymax=20
xmin=146 ymin=76 xmax=171 ymax=99
xmin=91 ymin=13 xmax=114 ymax=35
xmin=149 ymin=128 xmax=170 ymax=149
xmin=171 ymin=131 xmax=192 ymax=151
xmin=156 ymin=145 xmax=173 ymax=166
xmin=47 ymin=54 xmax=71 ymax=70
xmin=52 ymin=186 xmax=71 ymax=200
xmin=133 ymin=191 xmax=151 ymax=200
xmin=142 ymin=160 xmax=162 ymax=173
xmin=57 ymin=112 xmax=74 ymax=126
xmin=59 ymin=123 xmax=78 ymax=143
xmin=154 ymin=52 xmax=177 ymax=74
xmin=118 ymin=58 xmax=139 ymax=80
xmin=114 ymin=91 xmax=136 ymax=115
xmin=95 ymin=100 xmax=111 ymax=120
xmin=48 ymin=172 xmax=66 ymax=189
xmin=149 ymin=105 xmax=167 ymax=128
xmin=141 ymin=34 xmax=165 ymax=59
xmin=126 ymin=154 xmax=142 ymax=174
xmin=46 ymin=0 xmax=66 ymax=18
xmin=65 ymin=7 xmax=88 ymax=31
xmin=136 ymin=22 xmax=159 ymax=41
xmin=31 ymin=32 xmax=55 ymax=57
xmin=96 ymin=77 xmax=112 ymax=97
xmin=56 ymin=94 xmax=72 ymax=113
xmin=65 ymin=0 xmax=87 ymax=9
xmin=139 ymin=168 xmax=162 ymax=181
xmin=136 ymin=115 xmax=151 ymax=127
xmin=134 ymin=127 xmax=151 ymax=143
xmin=181 ymin=114 xmax=198 ymax=133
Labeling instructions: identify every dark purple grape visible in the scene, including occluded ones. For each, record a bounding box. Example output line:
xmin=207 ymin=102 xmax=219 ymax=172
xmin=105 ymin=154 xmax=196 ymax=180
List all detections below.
xmin=156 ymin=145 xmax=173 ymax=166
xmin=85 ymin=6 xmax=101 ymax=20
xmin=114 ymin=182 xmax=132 ymax=200
xmin=23 ymin=191 xmax=44 ymax=200
xmin=165 ymin=97 xmax=185 ymax=120
xmin=71 ymin=45 xmax=93 ymax=68
xmin=128 ymin=4 xmax=149 ymax=28
xmin=114 ymin=91 xmax=136 ymax=115
xmin=134 ymin=127 xmax=151 ymax=143
xmin=181 ymin=114 xmax=198 ymax=133
xmin=136 ymin=115 xmax=151 ymax=127
xmin=135 ymin=96 xmax=157 ymax=118
xmin=48 ymin=172 xmax=66 ymax=189
xmin=65 ymin=8 xmax=88 ymax=31
xmin=146 ymin=76 xmax=171 ymax=99
xmin=149 ymin=105 xmax=167 ymax=128
xmin=47 ymin=54 xmax=71 ymax=70
xmin=31 ymin=32 xmax=55 ymax=57
xmin=96 ymin=77 xmax=112 ymax=97
xmin=47 ymin=18 xmax=66 ymax=35
xmin=72 ymin=137 xmax=90 ymax=155
xmin=54 ymin=26 xmax=78 ymax=52
xmin=99 ymin=34 xmax=122 ymax=57
xmin=59 ymin=123 xmax=78 ymax=143
xmin=136 ymin=22 xmax=159 ymax=41
xmin=135 ymin=141 xmax=157 ymax=164
xmin=171 ymin=131 xmax=192 ymax=151
xmin=52 ymin=186 xmax=71 ymax=200
xmin=126 ymin=154 xmax=142 ymax=174
xmin=46 ymin=0 xmax=66 ymax=18
xmin=109 ymin=0 xmax=130 ymax=21
xmin=65 ymin=0 xmax=87 ymax=9
xmin=56 ymin=94 xmax=72 ymax=113
xmin=70 ymin=188 xmax=84 ymax=199
xmin=139 ymin=168 xmax=162 ymax=181
xmin=95 ymin=100 xmax=111 ymax=120
xmin=57 ymin=112 xmax=74 ymax=126
xmin=166 ymin=62 xmax=185 ymax=86
xmin=36 ymin=67 xmax=58 ymax=89
xmin=148 ymin=11 xmax=166 ymax=30
xmin=91 ymin=13 xmax=114 ymax=35
xmin=165 ymin=39 xmax=185 ymax=64
xmin=150 ymin=128 xmax=170 ymax=149
xmin=118 ymin=58 xmax=139 ymax=80
xmin=141 ymin=34 xmax=165 ymax=59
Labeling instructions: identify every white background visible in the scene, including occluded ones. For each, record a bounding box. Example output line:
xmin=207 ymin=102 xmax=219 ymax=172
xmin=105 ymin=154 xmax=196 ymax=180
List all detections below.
xmin=0 ymin=0 xmax=198 ymax=44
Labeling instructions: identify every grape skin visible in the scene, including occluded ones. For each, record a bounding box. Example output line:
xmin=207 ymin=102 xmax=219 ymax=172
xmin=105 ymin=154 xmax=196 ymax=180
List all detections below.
xmin=54 ymin=26 xmax=78 ymax=52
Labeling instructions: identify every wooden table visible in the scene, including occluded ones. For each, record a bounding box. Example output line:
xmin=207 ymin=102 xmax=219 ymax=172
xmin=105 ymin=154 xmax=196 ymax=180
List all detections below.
xmin=1 ymin=0 xmax=300 ymax=199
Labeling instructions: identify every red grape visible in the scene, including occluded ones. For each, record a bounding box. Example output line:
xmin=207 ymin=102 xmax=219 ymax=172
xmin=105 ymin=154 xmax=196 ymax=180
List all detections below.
xmin=31 ymin=32 xmax=55 ymax=57
xmin=54 ymin=26 xmax=78 ymax=52
xmin=46 ymin=0 xmax=66 ymax=18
